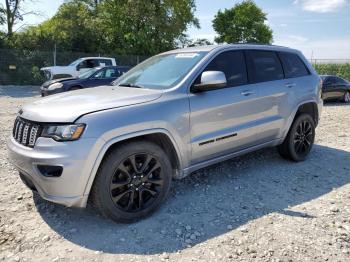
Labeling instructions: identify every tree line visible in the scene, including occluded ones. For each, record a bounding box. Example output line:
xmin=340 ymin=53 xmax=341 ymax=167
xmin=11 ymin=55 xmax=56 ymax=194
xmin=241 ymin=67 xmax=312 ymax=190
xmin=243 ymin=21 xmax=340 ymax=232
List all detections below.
xmin=0 ymin=0 xmax=273 ymax=55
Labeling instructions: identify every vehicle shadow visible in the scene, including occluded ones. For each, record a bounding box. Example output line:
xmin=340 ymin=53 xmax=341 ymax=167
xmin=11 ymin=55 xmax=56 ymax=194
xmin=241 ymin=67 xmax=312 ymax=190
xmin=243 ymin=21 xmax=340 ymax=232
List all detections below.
xmin=0 ymin=85 xmax=40 ymax=98
xmin=33 ymin=144 xmax=350 ymax=255
xmin=323 ymin=101 xmax=350 ymax=107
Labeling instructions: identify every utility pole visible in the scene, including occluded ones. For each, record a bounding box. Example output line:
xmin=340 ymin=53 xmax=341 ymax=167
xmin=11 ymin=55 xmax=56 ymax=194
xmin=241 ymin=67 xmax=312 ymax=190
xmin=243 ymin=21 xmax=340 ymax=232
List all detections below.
xmin=53 ymin=43 xmax=57 ymax=66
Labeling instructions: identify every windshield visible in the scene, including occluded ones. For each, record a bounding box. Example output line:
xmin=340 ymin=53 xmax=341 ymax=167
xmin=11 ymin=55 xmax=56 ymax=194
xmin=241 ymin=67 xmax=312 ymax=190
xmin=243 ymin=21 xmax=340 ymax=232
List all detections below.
xmin=69 ymin=58 xmax=84 ymax=66
xmin=78 ymin=68 xmax=99 ymax=79
xmin=114 ymin=52 xmax=207 ymax=90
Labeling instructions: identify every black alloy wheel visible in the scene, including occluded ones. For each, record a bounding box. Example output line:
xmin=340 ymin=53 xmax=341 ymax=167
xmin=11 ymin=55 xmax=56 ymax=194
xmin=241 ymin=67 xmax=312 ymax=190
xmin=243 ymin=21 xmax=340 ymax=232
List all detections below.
xmin=278 ymin=113 xmax=315 ymax=162
xmin=91 ymin=141 xmax=172 ymax=223
xmin=293 ymin=120 xmax=313 ymax=157
xmin=109 ymin=153 xmax=164 ymax=212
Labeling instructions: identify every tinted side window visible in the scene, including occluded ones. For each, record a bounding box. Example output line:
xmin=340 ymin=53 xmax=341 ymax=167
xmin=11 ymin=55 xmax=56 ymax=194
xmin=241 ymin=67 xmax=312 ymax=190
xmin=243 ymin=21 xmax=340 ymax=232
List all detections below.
xmin=105 ymin=68 xmax=118 ymax=78
xmin=246 ymin=50 xmax=284 ymax=83
xmin=204 ymin=51 xmax=247 ymax=87
xmin=335 ymin=77 xmax=348 ymax=85
xmin=119 ymin=67 xmax=130 ymax=74
xmin=328 ymin=77 xmax=337 ymax=85
xmin=99 ymin=59 xmax=113 ymax=66
xmin=92 ymin=70 xmax=104 ymax=78
xmin=87 ymin=59 xmax=97 ymax=68
xmin=323 ymin=77 xmax=331 ymax=85
xmin=279 ymin=52 xmax=309 ymax=78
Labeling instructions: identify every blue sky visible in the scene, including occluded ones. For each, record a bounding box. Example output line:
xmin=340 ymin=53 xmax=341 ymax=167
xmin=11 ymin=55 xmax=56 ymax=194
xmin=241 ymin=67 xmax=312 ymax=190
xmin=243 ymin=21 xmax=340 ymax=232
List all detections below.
xmin=3 ymin=0 xmax=350 ymax=59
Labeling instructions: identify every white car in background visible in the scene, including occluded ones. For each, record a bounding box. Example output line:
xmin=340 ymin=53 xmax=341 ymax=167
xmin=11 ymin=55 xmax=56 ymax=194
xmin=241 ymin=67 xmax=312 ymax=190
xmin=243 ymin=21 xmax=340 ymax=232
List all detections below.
xmin=40 ymin=57 xmax=117 ymax=80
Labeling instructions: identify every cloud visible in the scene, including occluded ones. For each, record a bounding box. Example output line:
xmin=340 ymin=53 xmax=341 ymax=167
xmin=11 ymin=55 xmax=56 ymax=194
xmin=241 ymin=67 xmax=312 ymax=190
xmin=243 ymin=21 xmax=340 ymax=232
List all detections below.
xmin=274 ymin=36 xmax=350 ymax=59
xmin=294 ymin=0 xmax=348 ymax=13
xmin=277 ymin=35 xmax=309 ymax=44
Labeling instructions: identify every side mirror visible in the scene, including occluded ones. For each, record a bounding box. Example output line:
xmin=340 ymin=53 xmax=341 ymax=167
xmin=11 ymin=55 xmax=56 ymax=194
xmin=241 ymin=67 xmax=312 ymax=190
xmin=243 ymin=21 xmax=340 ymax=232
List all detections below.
xmin=76 ymin=65 xmax=81 ymax=71
xmin=192 ymin=71 xmax=227 ymax=92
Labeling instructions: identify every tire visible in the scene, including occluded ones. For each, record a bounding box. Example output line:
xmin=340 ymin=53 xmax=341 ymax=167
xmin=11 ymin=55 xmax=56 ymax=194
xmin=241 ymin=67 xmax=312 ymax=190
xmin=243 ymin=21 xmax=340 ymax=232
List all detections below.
xmin=343 ymin=91 xmax=350 ymax=103
xmin=91 ymin=141 xmax=172 ymax=223
xmin=278 ymin=114 xmax=315 ymax=162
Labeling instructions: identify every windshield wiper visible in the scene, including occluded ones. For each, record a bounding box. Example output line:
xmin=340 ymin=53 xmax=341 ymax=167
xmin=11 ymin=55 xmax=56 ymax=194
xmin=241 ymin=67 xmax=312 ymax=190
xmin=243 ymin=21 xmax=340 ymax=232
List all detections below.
xmin=118 ymin=83 xmax=144 ymax=89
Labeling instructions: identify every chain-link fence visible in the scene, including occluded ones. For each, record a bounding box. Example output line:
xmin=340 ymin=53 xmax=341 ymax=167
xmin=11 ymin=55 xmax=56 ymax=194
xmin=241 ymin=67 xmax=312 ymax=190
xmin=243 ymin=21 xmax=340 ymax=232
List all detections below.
xmin=311 ymin=59 xmax=350 ymax=65
xmin=0 ymin=49 xmax=149 ymax=85
xmin=1 ymin=48 xmax=350 ymax=85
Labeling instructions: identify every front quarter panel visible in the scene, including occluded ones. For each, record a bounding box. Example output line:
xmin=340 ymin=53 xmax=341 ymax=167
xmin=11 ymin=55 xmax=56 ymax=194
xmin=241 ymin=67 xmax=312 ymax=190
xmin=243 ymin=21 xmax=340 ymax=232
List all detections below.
xmin=76 ymin=92 xmax=191 ymax=201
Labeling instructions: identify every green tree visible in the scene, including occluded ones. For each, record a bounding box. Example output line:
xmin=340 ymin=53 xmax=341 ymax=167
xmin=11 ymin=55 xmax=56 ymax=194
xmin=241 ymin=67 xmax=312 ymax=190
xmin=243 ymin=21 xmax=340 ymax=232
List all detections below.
xmin=3 ymin=0 xmax=38 ymax=37
xmin=98 ymin=0 xmax=199 ymax=55
xmin=13 ymin=0 xmax=199 ymax=55
xmin=213 ymin=0 xmax=273 ymax=44
xmin=0 ymin=5 xmax=5 ymax=26
xmin=13 ymin=1 xmax=101 ymax=52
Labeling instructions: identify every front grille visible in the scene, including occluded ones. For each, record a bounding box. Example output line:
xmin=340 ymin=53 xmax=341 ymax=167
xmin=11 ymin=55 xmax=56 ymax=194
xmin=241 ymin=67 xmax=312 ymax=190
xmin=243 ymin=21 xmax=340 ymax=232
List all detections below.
xmin=13 ymin=117 xmax=42 ymax=147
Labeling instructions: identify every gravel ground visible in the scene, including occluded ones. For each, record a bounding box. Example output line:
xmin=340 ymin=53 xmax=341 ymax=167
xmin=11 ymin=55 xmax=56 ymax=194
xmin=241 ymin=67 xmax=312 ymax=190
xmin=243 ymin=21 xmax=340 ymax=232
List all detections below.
xmin=0 ymin=85 xmax=350 ymax=262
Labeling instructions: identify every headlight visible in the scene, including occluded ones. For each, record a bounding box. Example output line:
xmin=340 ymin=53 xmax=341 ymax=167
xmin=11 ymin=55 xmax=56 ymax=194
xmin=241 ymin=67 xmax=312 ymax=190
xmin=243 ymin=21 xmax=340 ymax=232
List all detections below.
xmin=48 ymin=82 xmax=63 ymax=90
xmin=42 ymin=124 xmax=86 ymax=141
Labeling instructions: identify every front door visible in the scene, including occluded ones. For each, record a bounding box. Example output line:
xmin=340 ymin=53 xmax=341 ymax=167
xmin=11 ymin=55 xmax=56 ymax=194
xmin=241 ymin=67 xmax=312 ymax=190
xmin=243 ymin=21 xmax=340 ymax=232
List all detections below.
xmin=189 ymin=50 xmax=261 ymax=165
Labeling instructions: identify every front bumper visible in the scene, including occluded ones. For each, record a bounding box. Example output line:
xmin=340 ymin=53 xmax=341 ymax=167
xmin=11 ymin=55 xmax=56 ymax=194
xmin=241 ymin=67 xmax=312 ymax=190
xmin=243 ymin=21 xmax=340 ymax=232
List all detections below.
xmin=7 ymin=136 xmax=98 ymax=207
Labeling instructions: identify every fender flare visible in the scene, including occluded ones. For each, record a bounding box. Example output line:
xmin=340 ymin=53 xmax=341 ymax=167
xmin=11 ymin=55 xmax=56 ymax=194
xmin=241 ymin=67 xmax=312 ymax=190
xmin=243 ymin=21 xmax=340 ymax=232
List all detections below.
xmin=282 ymin=99 xmax=319 ymax=139
xmin=81 ymin=128 xmax=184 ymax=204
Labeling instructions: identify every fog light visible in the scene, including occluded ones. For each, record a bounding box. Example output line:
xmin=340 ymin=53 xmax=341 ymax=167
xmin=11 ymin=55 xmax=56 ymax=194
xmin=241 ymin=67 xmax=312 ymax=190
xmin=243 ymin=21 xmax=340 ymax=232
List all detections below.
xmin=37 ymin=165 xmax=63 ymax=177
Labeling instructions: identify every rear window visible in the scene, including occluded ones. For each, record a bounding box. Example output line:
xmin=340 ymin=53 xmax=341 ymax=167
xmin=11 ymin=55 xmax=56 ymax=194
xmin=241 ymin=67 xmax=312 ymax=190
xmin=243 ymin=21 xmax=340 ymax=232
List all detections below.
xmin=99 ymin=59 xmax=113 ymax=66
xmin=335 ymin=77 xmax=348 ymax=85
xmin=279 ymin=52 xmax=309 ymax=78
xmin=246 ymin=50 xmax=284 ymax=83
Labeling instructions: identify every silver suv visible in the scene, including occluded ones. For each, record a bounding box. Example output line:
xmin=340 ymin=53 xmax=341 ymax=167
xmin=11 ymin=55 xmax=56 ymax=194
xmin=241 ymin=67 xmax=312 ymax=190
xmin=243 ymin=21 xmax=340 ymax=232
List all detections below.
xmin=7 ymin=45 xmax=323 ymax=223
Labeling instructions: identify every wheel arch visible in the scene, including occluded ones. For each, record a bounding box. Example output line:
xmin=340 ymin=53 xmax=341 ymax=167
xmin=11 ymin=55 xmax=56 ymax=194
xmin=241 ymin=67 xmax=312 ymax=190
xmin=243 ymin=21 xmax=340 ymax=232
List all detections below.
xmin=295 ymin=101 xmax=319 ymax=126
xmin=282 ymin=100 xmax=319 ymax=141
xmin=82 ymin=129 xmax=183 ymax=205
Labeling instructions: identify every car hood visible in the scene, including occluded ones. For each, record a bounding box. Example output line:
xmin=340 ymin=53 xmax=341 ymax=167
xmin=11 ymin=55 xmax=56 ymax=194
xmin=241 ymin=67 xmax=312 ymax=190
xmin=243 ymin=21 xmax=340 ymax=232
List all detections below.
xmin=42 ymin=77 xmax=77 ymax=88
xmin=20 ymin=86 xmax=163 ymax=122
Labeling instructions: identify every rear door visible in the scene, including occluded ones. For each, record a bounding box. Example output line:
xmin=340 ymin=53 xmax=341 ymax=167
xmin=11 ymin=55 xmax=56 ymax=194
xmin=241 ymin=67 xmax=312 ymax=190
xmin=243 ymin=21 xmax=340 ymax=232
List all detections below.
xmin=324 ymin=77 xmax=340 ymax=99
xmin=84 ymin=68 xmax=116 ymax=87
xmin=189 ymin=50 xmax=261 ymax=164
xmin=333 ymin=77 xmax=348 ymax=98
xmin=322 ymin=77 xmax=333 ymax=99
xmin=244 ymin=50 xmax=289 ymax=144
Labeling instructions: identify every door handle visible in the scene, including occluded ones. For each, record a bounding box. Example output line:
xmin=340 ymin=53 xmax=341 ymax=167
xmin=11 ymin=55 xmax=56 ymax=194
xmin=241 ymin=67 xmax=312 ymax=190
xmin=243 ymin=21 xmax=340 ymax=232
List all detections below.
xmin=241 ymin=90 xmax=255 ymax=96
xmin=285 ymin=83 xmax=296 ymax=88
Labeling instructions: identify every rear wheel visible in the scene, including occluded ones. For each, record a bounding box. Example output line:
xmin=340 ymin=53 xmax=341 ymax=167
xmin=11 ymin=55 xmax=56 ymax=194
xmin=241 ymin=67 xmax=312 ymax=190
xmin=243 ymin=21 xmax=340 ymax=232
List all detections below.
xmin=91 ymin=141 xmax=172 ymax=223
xmin=343 ymin=91 xmax=350 ymax=103
xmin=278 ymin=114 xmax=315 ymax=162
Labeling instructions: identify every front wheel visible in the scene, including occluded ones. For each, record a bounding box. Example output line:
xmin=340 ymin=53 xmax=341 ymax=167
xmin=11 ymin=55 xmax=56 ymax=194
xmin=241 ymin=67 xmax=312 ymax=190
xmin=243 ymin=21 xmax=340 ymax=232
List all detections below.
xmin=91 ymin=141 xmax=172 ymax=223
xmin=278 ymin=114 xmax=315 ymax=162
xmin=343 ymin=91 xmax=350 ymax=103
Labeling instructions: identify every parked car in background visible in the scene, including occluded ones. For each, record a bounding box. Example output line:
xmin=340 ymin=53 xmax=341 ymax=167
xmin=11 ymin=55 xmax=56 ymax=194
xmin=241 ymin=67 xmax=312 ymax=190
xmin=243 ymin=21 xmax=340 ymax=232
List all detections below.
xmin=8 ymin=44 xmax=322 ymax=223
xmin=321 ymin=75 xmax=350 ymax=103
xmin=41 ymin=66 xmax=131 ymax=96
xmin=40 ymin=57 xmax=117 ymax=80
